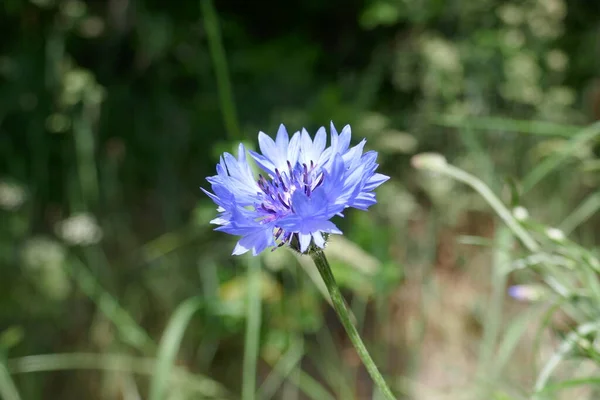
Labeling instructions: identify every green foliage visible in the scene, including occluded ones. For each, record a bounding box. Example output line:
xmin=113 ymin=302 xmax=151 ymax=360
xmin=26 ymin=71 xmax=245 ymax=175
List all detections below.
xmin=2 ymin=0 xmax=600 ymax=398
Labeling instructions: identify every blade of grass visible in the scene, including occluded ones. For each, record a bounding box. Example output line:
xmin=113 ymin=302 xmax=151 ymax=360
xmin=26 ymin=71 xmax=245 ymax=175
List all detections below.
xmin=476 ymin=226 xmax=512 ymax=395
xmin=242 ymin=257 xmax=262 ymax=400
xmin=149 ymin=296 xmax=203 ymax=400
xmin=538 ymin=377 xmax=600 ymax=394
xmin=412 ymin=154 xmax=539 ymax=252
xmin=282 ymin=369 xmax=301 ymax=400
xmin=306 ymin=345 xmax=352 ymax=400
xmin=7 ymin=353 xmax=230 ymax=398
xmin=0 ymin=360 xmax=21 ymax=400
xmin=292 ymin=252 xmax=336 ymax=312
xmin=257 ymin=339 xmax=304 ymax=400
xmin=138 ymin=226 xmax=207 ymax=266
xmin=522 ymin=121 xmax=600 ymax=193
xmin=458 ymin=124 xmax=496 ymax=188
xmin=436 ymin=115 xmax=580 ymax=138
xmin=200 ymin=0 xmax=241 ymax=141
xmin=559 ymin=191 xmax=600 ymax=234
xmin=196 ymin=258 xmax=221 ymax=369
xmin=534 ymin=321 xmax=600 ymax=395
xmin=485 ymin=305 xmax=547 ymax=393
xmin=412 ymin=154 xmax=583 ymax=305
xmin=72 ymin=105 xmax=100 ymax=209
xmin=262 ymin=355 xmax=336 ymax=400
xmin=291 ymin=251 xmax=357 ymax=324
xmin=69 ymin=257 xmax=155 ymax=353
xmin=311 ymin=314 xmax=354 ymax=399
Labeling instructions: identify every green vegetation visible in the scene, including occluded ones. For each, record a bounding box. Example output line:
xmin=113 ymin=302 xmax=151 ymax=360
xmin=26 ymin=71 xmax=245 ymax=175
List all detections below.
xmin=2 ymin=0 xmax=600 ymax=398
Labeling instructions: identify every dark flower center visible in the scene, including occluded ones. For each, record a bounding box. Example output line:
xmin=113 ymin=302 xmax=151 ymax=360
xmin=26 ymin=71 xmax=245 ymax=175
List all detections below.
xmin=255 ymin=160 xmax=325 ymax=246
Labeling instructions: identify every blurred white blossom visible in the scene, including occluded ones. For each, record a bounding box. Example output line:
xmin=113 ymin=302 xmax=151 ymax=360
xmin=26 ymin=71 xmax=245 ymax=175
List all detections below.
xmin=22 ymin=237 xmax=66 ymax=271
xmin=497 ymin=4 xmax=524 ymax=25
xmin=79 ymin=16 xmax=105 ymax=38
xmin=0 ymin=181 xmax=27 ymax=211
xmin=512 ymin=206 xmax=529 ymax=221
xmin=527 ymin=0 xmax=565 ymax=39
xmin=527 ymin=17 xmax=553 ymax=39
xmin=412 ymin=153 xmax=448 ymax=171
xmin=60 ymin=67 xmax=106 ymax=107
xmin=546 ymin=227 xmax=566 ymax=242
xmin=421 ymin=37 xmax=462 ymax=73
xmin=502 ymin=52 xmax=543 ymax=105
xmin=546 ymin=49 xmax=568 ymax=72
xmin=547 ymin=86 xmax=575 ymax=106
xmin=506 ymin=53 xmax=541 ymax=82
xmin=59 ymin=0 xmax=86 ymax=19
xmin=539 ymin=0 xmax=567 ymax=19
xmin=55 ymin=213 xmax=103 ymax=245
xmin=502 ymin=29 xmax=525 ymax=49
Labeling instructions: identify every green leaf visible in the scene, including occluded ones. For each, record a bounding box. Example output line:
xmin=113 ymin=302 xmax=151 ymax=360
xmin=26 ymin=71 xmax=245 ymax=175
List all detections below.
xmin=149 ymin=297 xmax=203 ymax=400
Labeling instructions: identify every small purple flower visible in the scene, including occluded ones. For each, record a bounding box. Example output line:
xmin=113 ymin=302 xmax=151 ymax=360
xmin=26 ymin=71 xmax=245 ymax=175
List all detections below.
xmin=202 ymin=123 xmax=389 ymax=256
xmin=508 ymin=284 xmax=546 ymax=302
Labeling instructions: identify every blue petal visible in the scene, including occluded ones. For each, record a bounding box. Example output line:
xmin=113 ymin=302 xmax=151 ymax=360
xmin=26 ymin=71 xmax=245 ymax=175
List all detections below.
xmin=251 ymin=125 xmax=299 ymax=175
xmin=287 ymin=131 xmax=301 ymax=165
xmin=343 ymin=139 xmax=367 ymax=169
xmin=258 ymin=131 xmax=279 ymax=163
xmin=203 ymin=121 xmax=388 ymax=256
xmin=232 ymin=228 xmax=275 ymax=256
xmin=278 ymin=190 xmax=343 ymax=235
xmin=275 ymin=124 xmax=290 ymax=157
xmin=312 ymin=127 xmax=327 ymax=158
xmin=330 ymin=122 xmax=351 ymax=155
xmin=364 ymin=173 xmax=389 ymax=191
xmin=299 ymin=127 xmax=327 ymax=165
xmin=249 ymin=150 xmax=276 ymax=175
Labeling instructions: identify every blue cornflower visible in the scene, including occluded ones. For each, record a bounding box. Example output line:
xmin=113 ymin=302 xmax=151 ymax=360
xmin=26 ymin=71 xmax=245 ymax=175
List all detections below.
xmin=202 ymin=123 xmax=389 ymax=256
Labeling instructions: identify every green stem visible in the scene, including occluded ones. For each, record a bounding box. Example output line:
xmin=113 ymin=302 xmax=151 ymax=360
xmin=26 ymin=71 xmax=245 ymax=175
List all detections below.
xmin=200 ymin=0 xmax=242 ymax=141
xmin=242 ymin=257 xmax=262 ymax=400
xmin=476 ymin=226 xmax=512 ymax=396
xmin=310 ymin=250 xmax=396 ymax=400
xmin=0 ymin=359 xmax=21 ymax=400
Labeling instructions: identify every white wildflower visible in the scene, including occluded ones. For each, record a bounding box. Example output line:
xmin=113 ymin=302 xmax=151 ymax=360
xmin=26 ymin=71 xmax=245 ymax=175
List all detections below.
xmin=0 ymin=181 xmax=27 ymax=211
xmin=512 ymin=206 xmax=529 ymax=221
xmin=546 ymin=50 xmax=568 ymax=72
xmin=55 ymin=213 xmax=103 ymax=245
xmin=22 ymin=237 xmax=66 ymax=271
xmin=546 ymin=227 xmax=565 ymax=242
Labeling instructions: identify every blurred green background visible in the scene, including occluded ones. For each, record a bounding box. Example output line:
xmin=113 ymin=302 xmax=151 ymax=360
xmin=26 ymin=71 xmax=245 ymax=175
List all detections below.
xmin=2 ymin=0 xmax=600 ymax=399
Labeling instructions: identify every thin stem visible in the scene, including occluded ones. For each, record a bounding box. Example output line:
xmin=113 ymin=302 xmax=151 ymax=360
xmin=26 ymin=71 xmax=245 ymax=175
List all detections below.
xmin=73 ymin=102 xmax=100 ymax=210
xmin=413 ymin=156 xmax=583 ymax=315
xmin=68 ymin=258 xmax=155 ymax=353
xmin=441 ymin=164 xmax=539 ymax=252
xmin=533 ymin=321 xmax=600 ymax=396
xmin=242 ymin=257 xmax=262 ymax=400
xmin=200 ymin=0 xmax=242 ymax=141
xmin=476 ymin=226 xmax=512 ymax=396
xmin=310 ymin=250 xmax=396 ymax=400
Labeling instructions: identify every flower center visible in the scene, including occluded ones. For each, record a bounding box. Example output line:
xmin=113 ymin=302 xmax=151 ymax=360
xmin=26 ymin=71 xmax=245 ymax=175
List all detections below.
xmin=256 ymin=160 xmax=325 ymax=240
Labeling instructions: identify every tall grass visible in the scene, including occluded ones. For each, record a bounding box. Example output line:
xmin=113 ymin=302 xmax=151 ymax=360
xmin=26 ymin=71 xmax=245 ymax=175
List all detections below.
xmin=2 ymin=0 xmax=600 ymax=399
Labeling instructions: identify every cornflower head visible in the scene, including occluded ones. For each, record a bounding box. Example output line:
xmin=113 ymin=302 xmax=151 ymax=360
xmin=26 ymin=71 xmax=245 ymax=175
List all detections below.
xmin=202 ymin=123 xmax=389 ymax=256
